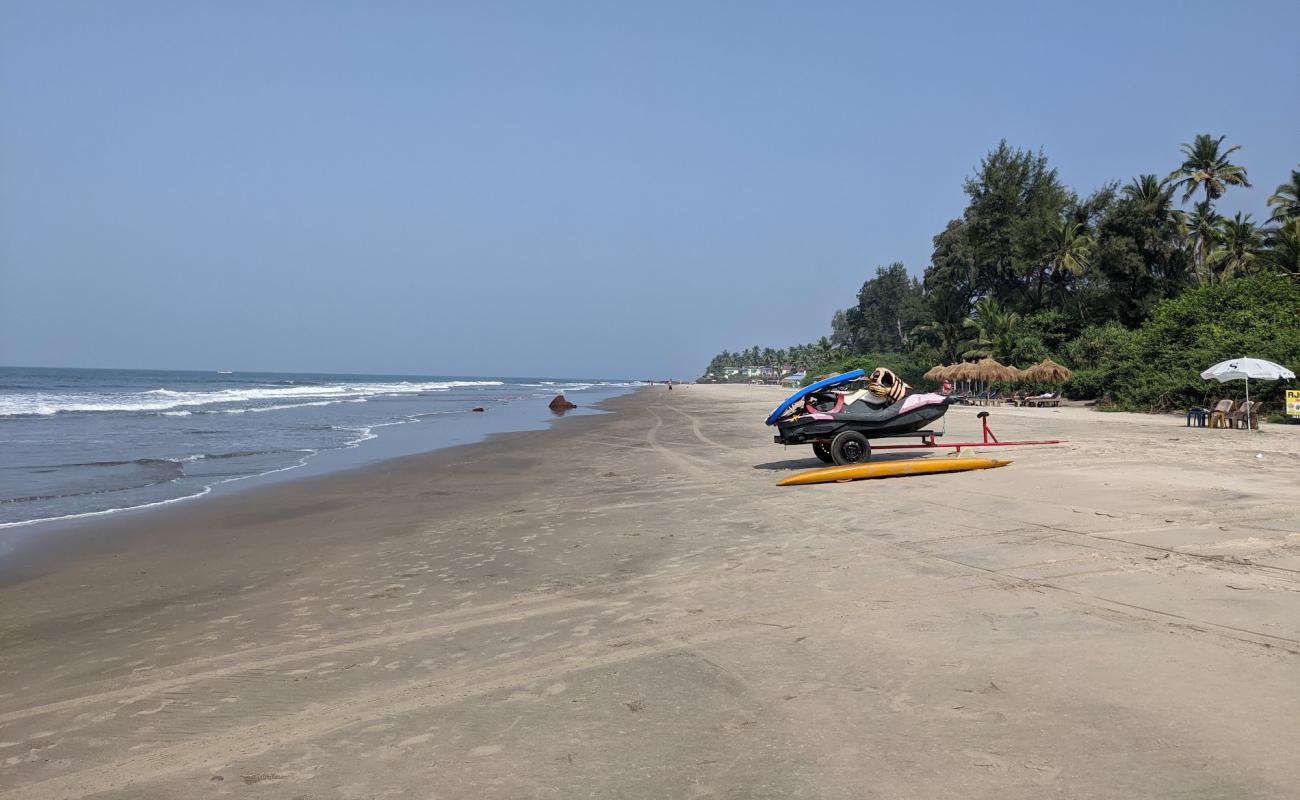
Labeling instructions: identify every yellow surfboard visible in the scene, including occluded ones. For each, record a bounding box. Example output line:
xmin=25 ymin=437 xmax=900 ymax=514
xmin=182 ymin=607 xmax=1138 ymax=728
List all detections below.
xmin=777 ymin=457 xmax=1011 ymax=486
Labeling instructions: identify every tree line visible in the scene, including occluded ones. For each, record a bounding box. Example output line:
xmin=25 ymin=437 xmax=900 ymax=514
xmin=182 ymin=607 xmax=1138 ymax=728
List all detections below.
xmin=705 ymin=341 xmax=834 ymax=376
xmin=703 ymin=136 xmax=1300 ymax=410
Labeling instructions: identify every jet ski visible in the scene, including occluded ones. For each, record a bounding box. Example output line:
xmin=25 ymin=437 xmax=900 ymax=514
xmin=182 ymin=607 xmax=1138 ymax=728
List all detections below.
xmin=767 ymin=368 xmax=956 ymax=465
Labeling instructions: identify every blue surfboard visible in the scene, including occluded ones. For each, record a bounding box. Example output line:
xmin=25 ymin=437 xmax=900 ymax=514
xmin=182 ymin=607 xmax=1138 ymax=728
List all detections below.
xmin=765 ymin=369 xmax=866 ymax=426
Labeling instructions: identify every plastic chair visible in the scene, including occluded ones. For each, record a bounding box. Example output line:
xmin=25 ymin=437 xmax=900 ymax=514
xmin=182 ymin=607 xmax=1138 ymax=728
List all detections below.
xmin=1208 ymin=399 xmax=1234 ymax=428
xmin=1227 ymin=401 xmax=1252 ymax=429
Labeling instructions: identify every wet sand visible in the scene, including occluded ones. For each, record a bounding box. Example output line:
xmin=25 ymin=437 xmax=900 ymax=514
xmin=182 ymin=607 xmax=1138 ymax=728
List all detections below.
xmin=2 ymin=385 xmax=1298 ymax=799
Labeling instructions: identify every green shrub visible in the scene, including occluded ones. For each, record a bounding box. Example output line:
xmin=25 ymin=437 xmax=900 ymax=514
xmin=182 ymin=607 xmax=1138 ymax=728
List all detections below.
xmin=1021 ymin=310 xmax=1078 ymax=355
xmin=1065 ymin=322 xmax=1134 ymax=369
xmin=1107 ymin=273 xmax=1300 ymax=411
xmin=906 ymin=341 xmax=942 ymax=375
xmin=1006 ymin=333 xmax=1049 ymax=368
xmin=1062 ymin=368 xmax=1109 ymax=400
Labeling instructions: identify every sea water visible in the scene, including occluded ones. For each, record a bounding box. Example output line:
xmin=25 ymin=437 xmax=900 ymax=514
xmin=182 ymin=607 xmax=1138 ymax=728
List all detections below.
xmin=0 ymin=367 xmax=640 ymax=528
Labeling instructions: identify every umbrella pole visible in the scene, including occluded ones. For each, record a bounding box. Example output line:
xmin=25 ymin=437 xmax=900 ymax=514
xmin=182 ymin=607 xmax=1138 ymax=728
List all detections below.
xmin=1245 ymin=377 xmax=1250 ymax=430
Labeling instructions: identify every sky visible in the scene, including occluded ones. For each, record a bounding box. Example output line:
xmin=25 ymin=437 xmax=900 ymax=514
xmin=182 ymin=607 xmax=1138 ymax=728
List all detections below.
xmin=2 ymin=1 xmax=1298 ymax=379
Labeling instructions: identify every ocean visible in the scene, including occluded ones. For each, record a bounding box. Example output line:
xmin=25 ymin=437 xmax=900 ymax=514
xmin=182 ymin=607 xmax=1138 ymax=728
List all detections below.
xmin=0 ymin=367 xmax=640 ymax=529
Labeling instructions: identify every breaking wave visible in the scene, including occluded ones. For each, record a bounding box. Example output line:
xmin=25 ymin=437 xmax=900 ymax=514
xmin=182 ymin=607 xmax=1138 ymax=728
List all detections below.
xmin=0 ymin=380 xmax=505 ymax=417
xmin=0 ymin=370 xmax=643 ymax=529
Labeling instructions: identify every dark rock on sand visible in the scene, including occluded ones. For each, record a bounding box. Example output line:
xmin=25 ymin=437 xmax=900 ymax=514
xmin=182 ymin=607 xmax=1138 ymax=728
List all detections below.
xmin=471 ymin=407 xmax=486 ymax=412
xmin=548 ymin=394 xmax=577 ymax=411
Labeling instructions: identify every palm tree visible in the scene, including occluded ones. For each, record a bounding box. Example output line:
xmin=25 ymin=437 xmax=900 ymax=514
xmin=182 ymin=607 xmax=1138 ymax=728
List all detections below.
xmin=1267 ymin=168 xmax=1300 ymax=225
xmin=1050 ymin=218 xmax=1094 ymax=319
xmin=1167 ymin=134 xmax=1251 ymax=206
xmin=1043 ymin=218 xmax=1094 ymax=289
xmin=963 ymin=296 xmax=1022 ymax=362
xmin=1122 ymin=174 xmax=1186 ymax=229
xmin=912 ymin=319 xmax=976 ymax=365
xmin=1122 ymin=172 xmax=1190 ymax=254
xmin=1186 ymin=202 xmax=1222 ymax=285
xmin=911 ymin=290 xmax=975 ymax=365
xmin=814 ymin=337 xmax=834 ymax=364
xmin=1208 ymin=212 xmax=1262 ymax=280
xmin=1260 ymin=219 xmax=1300 ymax=278
xmin=1122 ymin=173 xmax=1169 ymax=205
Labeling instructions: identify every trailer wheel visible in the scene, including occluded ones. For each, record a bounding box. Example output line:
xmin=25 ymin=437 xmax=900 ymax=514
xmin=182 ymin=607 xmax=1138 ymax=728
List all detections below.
xmin=812 ymin=442 xmax=834 ymax=464
xmin=830 ymin=431 xmax=870 ymax=465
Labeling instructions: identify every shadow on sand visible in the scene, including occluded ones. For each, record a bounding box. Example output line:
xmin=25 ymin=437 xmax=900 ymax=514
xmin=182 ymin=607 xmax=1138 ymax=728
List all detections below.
xmin=751 ymin=452 xmax=931 ymax=471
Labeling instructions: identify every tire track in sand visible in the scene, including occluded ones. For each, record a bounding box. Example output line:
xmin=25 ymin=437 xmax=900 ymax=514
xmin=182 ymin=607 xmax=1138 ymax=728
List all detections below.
xmin=0 ymin=595 xmax=604 ymax=726
xmin=0 ymin=597 xmax=821 ymax=800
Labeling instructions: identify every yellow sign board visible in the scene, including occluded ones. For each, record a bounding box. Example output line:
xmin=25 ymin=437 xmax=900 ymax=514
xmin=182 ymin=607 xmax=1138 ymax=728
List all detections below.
xmin=1288 ymin=390 xmax=1300 ymax=417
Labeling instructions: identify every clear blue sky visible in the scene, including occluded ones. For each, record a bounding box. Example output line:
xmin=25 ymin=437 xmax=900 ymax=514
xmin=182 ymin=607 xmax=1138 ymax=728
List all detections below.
xmin=2 ymin=1 xmax=1297 ymax=378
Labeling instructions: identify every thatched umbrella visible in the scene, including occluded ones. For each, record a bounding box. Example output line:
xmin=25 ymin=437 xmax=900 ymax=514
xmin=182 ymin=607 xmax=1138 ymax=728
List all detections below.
xmin=922 ymin=364 xmax=947 ymax=382
xmin=965 ymin=357 xmax=1013 ymax=397
xmin=1021 ymin=358 xmax=1073 ymax=384
xmin=944 ymin=361 xmax=977 ymax=393
xmin=973 ymin=357 xmax=1015 ymax=383
xmin=948 ymin=361 xmax=976 ymax=382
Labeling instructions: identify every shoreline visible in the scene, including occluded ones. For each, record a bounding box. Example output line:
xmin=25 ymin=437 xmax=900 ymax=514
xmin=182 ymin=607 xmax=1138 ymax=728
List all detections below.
xmin=0 ymin=386 xmax=634 ymax=564
xmin=0 ymin=389 xmax=636 ymax=584
xmin=2 ymin=385 xmax=1298 ymax=797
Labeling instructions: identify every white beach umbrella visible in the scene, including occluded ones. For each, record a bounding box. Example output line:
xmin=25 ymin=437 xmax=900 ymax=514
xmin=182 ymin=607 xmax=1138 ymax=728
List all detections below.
xmin=1200 ymin=358 xmax=1296 ymax=429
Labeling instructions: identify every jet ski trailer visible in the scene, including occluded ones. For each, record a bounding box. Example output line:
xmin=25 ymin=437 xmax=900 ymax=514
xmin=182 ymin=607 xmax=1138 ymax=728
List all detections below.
xmin=767 ymin=370 xmax=1064 ymax=465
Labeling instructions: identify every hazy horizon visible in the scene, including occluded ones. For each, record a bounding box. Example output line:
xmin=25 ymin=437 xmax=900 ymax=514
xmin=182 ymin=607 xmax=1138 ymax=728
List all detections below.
xmin=3 ymin=1 xmax=1298 ymax=378
xmin=0 ymin=362 xmax=645 ymax=381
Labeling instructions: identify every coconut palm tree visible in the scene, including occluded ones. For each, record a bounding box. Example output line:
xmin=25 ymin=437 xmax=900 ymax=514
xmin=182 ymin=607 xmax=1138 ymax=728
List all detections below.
xmin=1261 ymin=219 xmax=1300 ymax=278
xmin=1122 ymin=174 xmax=1185 ymax=228
xmin=1208 ymin=212 xmax=1262 ymax=280
xmin=1044 ymin=219 xmax=1094 ymax=277
xmin=1035 ymin=217 xmax=1094 ymax=314
xmin=814 ymin=337 xmax=834 ymax=364
xmin=1167 ymin=134 xmax=1251 ymax=207
xmin=1186 ymin=202 xmax=1222 ymax=285
xmin=1267 ymin=168 xmax=1300 ymax=225
xmin=1122 ymin=173 xmax=1168 ymax=205
xmin=1129 ymin=173 xmax=1196 ymax=296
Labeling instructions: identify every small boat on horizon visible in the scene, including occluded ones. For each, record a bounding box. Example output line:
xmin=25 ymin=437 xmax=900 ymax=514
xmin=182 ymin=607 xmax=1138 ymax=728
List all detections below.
xmin=217 ymin=369 xmax=233 ymax=374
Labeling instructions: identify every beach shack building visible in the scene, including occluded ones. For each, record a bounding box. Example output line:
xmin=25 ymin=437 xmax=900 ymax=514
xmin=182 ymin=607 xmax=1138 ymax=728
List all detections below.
xmin=739 ymin=365 xmax=781 ymax=382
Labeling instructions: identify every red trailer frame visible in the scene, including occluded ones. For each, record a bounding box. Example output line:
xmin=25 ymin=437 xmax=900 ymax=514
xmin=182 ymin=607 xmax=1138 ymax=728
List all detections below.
xmin=868 ymin=412 xmax=1064 ymax=455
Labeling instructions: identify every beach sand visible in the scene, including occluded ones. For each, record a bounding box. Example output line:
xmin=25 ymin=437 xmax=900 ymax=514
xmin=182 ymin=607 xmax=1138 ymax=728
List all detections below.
xmin=2 ymin=385 xmax=1299 ymax=798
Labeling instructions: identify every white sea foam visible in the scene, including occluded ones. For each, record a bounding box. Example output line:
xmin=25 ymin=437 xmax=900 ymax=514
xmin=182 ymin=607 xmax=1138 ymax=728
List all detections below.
xmin=219 ymin=399 xmax=360 ymax=415
xmin=0 ymin=375 xmax=640 ymax=528
xmin=0 ymin=380 xmax=505 ymax=417
xmin=519 ymin=381 xmax=642 ymax=391
xmin=0 ymin=486 xmax=216 ymax=529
